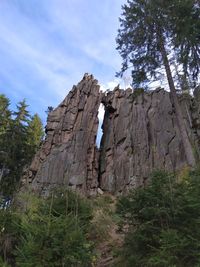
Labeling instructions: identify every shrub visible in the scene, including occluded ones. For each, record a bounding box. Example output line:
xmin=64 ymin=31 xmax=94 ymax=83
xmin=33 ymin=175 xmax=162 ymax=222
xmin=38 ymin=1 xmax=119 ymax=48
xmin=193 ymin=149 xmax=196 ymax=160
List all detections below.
xmin=15 ymin=189 xmax=94 ymax=267
xmin=0 ymin=208 xmax=21 ymax=266
xmin=0 ymin=189 xmax=95 ymax=267
xmin=116 ymin=170 xmax=200 ymax=267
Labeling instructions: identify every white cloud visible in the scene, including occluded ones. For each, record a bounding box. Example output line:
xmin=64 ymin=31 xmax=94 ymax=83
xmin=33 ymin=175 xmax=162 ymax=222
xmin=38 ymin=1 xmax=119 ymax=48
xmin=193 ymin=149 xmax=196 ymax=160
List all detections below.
xmin=0 ymin=0 xmax=126 ymax=119
xmin=98 ymin=103 xmax=105 ymax=122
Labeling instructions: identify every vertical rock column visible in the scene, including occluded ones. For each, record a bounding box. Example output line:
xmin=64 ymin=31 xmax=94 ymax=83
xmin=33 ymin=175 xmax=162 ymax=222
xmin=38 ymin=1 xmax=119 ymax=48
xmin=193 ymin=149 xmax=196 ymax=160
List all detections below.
xmin=99 ymin=88 xmax=194 ymax=193
xmin=28 ymin=74 xmax=102 ymax=195
xmin=191 ymin=87 xmax=200 ymax=158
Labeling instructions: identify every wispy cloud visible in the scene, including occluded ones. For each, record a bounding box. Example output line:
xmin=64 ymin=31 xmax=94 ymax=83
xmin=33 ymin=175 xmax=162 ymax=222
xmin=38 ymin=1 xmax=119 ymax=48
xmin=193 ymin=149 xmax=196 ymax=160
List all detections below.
xmin=0 ymin=0 xmax=125 ymax=121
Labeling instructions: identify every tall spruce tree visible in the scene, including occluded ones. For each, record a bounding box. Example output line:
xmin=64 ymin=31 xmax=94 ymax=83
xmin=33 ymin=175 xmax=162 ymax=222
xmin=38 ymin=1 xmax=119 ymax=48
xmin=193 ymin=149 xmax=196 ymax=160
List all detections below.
xmin=0 ymin=95 xmax=11 ymax=137
xmin=116 ymin=170 xmax=200 ymax=266
xmin=27 ymin=113 xmax=44 ymax=161
xmin=0 ymin=95 xmax=12 ymax=184
xmin=11 ymin=99 xmax=30 ymax=170
xmin=1 ymin=100 xmax=31 ymax=194
xmin=171 ymin=0 xmax=200 ymax=84
xmin=0 ymin=97 xmax=44 ymax=195
xmin=116 ymin=0 xmax=200 ymax=167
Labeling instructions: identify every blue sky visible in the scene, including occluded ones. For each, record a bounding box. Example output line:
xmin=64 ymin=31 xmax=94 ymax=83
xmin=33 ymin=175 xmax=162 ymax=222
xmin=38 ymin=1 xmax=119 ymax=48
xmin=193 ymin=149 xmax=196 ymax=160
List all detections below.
xmin=0 ymin=0 xmax=126 ymax=124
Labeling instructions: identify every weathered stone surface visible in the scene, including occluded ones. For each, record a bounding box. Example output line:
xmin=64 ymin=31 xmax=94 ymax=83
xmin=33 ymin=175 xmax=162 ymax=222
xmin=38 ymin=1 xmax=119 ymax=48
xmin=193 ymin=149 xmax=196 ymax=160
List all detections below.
xmin=25 ymin=74 xmax=200 ymax=195
xmin=27 ymin=74 xmax=102 ymax=195
xmin=191 ymin=86 xmax=200 ymax=158
xmin=99 ymin=87 xmax=200 ymax=193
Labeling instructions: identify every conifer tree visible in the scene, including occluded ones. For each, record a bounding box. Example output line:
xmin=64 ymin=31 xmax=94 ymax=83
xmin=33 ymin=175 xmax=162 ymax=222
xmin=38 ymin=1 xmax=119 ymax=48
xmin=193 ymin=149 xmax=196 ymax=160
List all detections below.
xmin=11 ymin=99 xmax=30 ymax=167
xmin=0 ymin=95 xmax=11 ymax=137
xmin=116 ymin=170 xmax=200 ymax=266
xmin=116 ymin=0 xmax=200 ymax=167
xmin=0 ymin=95 xmax=12 ymax=184
xmin=27 ymin=113 xmax=44 ymax=161
xmin=0 ymin=97 xmax=44 ymax=195
xmin=1 ymin=100 xmax=31 ymax=194
xmin=171 ymin=0 xmax=200 ymax=84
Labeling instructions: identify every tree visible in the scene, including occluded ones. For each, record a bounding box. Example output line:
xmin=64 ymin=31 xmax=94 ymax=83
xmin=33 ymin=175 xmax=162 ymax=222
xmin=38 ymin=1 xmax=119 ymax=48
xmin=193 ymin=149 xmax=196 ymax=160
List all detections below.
xmin=0 ymin=95 xmax=12 ymax=184
xmin=27 ymin=114 xmax=44 ymax=161
xmin=116 ymin=0 xmax=200 ymax=167
xmin=17 ymin=190 xmax=93 ymax=267
xmin=116 ymin=170 xmax=200 ymax=266
xmin=171 ymin=0 xmax=200 ymax=85
xmin=0 ymin=99 xmax=31 ymax=195
xmin=11 ymin=99 xmax=30 ymax=171
xmin=0 ymin=95 xmax=11 ymax=136
xmin=0 ymin=189 xmax=95 ymax=267
xmin=0 ymin=97 xmax=44 ymax=195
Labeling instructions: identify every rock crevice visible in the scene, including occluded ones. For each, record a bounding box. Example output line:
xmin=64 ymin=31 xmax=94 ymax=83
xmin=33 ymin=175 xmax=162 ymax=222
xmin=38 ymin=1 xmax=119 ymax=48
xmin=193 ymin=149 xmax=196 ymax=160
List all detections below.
xmin=25 ymin=75 xmax=200 ymax=195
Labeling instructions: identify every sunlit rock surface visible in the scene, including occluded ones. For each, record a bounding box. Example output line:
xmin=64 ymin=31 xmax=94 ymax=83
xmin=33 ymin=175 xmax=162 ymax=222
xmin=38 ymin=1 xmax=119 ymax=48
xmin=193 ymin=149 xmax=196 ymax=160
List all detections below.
xmin=25 ymin=75 xmax=200 ymax=195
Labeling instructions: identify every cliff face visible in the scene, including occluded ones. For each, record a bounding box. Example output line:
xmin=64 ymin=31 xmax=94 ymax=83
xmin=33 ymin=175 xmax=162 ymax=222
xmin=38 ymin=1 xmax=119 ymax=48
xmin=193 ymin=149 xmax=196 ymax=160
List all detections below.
xmin=99 ymin=88 xmax=199 ymax=192
xmin=28 ymin=74 xmax=101 ymax=195
xmin=26 ymin=75 xmax=200 ymax=195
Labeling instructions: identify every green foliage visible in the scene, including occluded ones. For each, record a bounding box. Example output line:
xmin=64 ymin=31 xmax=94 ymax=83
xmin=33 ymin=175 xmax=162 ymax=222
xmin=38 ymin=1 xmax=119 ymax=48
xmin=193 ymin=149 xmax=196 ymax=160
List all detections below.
xmin=5 ymin=100 xmax=31 ymax=193
xmin=116 ymin=170 xmax=200 ymax=267
xmin=0 ymin=189 xmax=95 ymax=267
xmin=38 ymin=189 xmax=93 ymax=230
xmin=0 ymin=95 xmax=44 ymax=195
xmin=132 ymin=88 xmax=145 ymax=100
xmin=90 ymin=195 xmax=115 ymax=242
xmin=16 ymin=216 xmax=93 ymax=267
xmin=0 ymin=95 xmax=11 ymax=137
xmin=116 ymin=0 xmax=200 ymax=87
xmin=0 ymin=95 xmax=12 ymax=184
xmin=171 ymin=0 xmax=200 ymax=83
xmin=0 ymin=208 xmax=22 ymax=267
xmin=0 ymin=257 xmax=10 ymax=267
xmin=27 ymin=114 xmax=44 ymax=161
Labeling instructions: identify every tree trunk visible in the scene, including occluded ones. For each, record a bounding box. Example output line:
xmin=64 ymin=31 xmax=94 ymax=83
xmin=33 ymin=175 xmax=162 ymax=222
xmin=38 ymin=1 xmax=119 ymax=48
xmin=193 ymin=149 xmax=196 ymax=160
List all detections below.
xmin=158 ymin=34 xmax=196 ymax=167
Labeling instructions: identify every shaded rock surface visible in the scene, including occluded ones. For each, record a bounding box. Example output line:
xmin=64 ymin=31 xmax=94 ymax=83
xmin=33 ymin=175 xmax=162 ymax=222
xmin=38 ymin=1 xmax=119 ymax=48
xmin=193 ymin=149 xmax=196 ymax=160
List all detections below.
xmin=99 ymin=87 xmax=200 ymax=193
xmin=27 ymin=74 xmax=102 ymax=195
xmin=26 ymin=75 xmax=200 ymax=195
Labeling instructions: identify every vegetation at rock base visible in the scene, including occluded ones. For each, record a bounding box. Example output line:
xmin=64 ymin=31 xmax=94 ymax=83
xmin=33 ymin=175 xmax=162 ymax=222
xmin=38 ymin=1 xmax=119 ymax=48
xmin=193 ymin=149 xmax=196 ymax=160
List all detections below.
xmin=116 ymin=168 xmax=200 ymax=267
xmin=0 ymin=190 xmax=95 ymax=267
xmin=0 ymin=189 xmax=122 ymax=267
xmin=2 ymin=169 xmax=200 ymax=266
xmin=0 ymin=1 xmax=200 ymax=266
xmin=0 ymin=94 xmax=44 ymax=196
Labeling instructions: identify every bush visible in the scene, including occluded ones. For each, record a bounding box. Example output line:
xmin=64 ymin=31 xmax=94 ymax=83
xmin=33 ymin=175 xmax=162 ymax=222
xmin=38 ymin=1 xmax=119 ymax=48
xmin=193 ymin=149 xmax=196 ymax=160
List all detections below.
xmin=116 ymin=170 xmax=200 ymax=267
xmin=0 ymin=189 xmax=95 ymax=267
xmin=16 ymin=190 xmax=94 ymax=267
xmin=89 ymin=195 xmax=115 ymax=242
xmin=0 ymin=208 xmax=21 ymax=266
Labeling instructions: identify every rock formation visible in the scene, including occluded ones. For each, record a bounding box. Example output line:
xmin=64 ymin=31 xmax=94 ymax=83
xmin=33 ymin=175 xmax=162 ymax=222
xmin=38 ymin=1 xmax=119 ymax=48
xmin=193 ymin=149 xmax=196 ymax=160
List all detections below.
xmin=25 ymin=74 xmax=200 ymax=195
xmin=27 ymin=74 xmax=102 ymax=195
xmin=99 ymin=88 xmax=199 ymax=193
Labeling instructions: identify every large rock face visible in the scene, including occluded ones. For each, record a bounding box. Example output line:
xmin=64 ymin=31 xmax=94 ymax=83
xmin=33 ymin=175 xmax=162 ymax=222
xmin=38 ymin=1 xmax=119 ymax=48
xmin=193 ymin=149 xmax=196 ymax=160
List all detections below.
xmin=28 ymin=74 xmax=101 ymax=195
xmin=99 ymin=88 xmax=199 ymax=193
xmin=26 ymin=75 xmax=200 ymax=195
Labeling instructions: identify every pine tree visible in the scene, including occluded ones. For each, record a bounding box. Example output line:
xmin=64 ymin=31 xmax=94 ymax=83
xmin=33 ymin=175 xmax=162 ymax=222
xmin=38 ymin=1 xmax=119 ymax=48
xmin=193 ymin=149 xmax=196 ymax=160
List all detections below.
xmin=0 ymin=95 xmax=12 ymax=184
xmin=1 ymin=99 xmax=31 ymax=195
xmin=0 ymin=97 xmax=44 ymax=195
xmin=11 ymin=99 xmax=30 ymax=166
xmin=116 ymin=170 xmax=200 ymax=266
xmin=27 ymin=113 xmax=44 ymax=161
xmin=0 ymin=95 xmax=11 ymax=137
xmin=116 ymin=0 xmax=200 ymax=167
xmin=171 ymin=0 xmax=200 ymax=84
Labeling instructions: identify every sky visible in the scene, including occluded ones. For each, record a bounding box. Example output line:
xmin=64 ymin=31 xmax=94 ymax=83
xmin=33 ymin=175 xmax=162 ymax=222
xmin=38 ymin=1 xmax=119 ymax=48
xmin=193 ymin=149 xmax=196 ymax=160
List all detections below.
xmin=0 ymin=0 xmax=127 ymax=127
